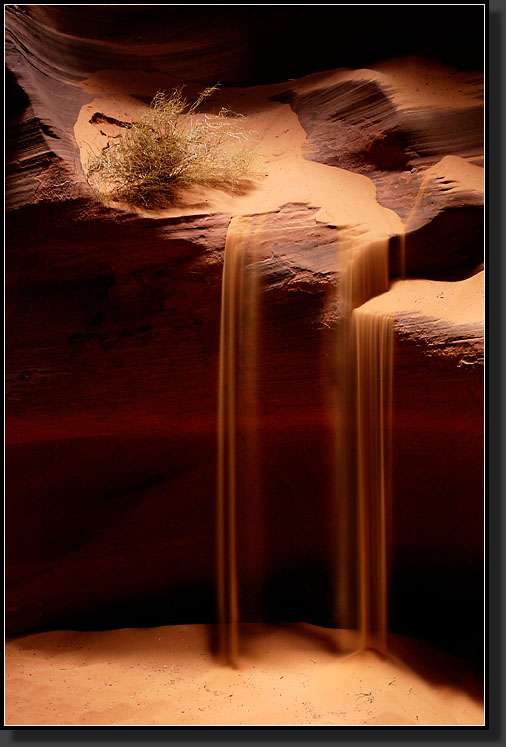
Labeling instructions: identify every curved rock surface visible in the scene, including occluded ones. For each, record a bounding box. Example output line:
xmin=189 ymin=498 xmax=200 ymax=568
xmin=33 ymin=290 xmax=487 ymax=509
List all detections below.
xmin=6 ymin=6 xmax=483 ymax=667
xmin=274 ymin=61 xmax=484 ymax=279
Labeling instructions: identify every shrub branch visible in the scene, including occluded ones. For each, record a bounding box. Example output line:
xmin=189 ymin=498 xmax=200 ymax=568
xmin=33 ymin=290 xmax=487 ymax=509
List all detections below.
xmin=86 ymin=85 xmax=253 ymax=208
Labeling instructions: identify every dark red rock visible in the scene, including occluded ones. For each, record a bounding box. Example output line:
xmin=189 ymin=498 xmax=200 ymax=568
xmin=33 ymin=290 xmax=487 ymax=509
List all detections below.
xmin=390 ymin=327 xmax=484 ymax=665
xmin=5 ymin=5 xmax=484 ymax=91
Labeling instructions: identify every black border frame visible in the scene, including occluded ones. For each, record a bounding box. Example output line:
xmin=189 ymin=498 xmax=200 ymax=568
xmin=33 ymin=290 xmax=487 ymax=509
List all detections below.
xmin=3 ymin=1 xmax=502 ymax=743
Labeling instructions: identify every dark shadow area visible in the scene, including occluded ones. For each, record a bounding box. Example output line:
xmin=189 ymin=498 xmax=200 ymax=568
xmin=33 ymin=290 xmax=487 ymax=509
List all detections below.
xmin=391 ymin=329 xmax=484 ymax=675
xmin=239 ymin=5 xmax=485 ymax=80
xmin=403 ymin=207 xmax=484 ymax=280
xmin=387 ymin=635 xmax=484 ymax=705
xmin=486 ymin=7 xmax=504 ymax=742
xmin=158 ymin=177 xmax=258 ymax=211
xmin=389 ymin=562 xmax=484 ymax=676
xmin=24 ymin=5 xmax=484 ymax=82
xmin=5 ymin=65 xmax=30 ymax=124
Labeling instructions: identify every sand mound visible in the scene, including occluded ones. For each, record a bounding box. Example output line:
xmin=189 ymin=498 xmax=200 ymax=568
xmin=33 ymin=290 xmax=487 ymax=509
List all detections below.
xmin=5 ymin=623 xmax=483 ymax=726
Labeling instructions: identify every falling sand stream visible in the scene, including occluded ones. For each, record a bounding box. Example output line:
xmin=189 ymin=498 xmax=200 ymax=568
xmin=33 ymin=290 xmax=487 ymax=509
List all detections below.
xmin=353 ymin=309 xmax=393 ymax=652
xmin=217 ymin=214 xmax=265 ymax=666
xmin=339 ymin=236 xmax=394 ymax=653
xmin=217 ymin=219 xmax=396 ymax=664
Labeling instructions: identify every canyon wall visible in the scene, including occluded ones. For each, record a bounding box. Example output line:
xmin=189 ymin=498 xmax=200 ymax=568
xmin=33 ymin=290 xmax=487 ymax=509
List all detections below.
xmin=6 ymin=6 xmax=484 ymax=668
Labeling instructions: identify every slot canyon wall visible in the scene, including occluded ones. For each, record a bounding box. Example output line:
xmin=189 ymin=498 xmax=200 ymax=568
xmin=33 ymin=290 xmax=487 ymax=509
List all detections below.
xmin=5 ymin=6 xmax=484 ymax=668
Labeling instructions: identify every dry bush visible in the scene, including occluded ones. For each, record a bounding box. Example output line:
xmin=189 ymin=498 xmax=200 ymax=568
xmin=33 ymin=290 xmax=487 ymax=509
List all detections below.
xmin=86 ymin=85 xmax=253 ymax=208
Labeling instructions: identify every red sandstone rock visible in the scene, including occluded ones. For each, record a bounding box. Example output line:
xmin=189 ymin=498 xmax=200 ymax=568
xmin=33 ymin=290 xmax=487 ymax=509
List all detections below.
xmin=5 ymin=6 xmax=483 ymax=669
xmin=275 ymin=70 xmax=484 ymax=280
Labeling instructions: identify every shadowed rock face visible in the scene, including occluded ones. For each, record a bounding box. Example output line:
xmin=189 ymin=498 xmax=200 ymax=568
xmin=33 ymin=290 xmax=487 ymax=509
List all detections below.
xmin=390 ymin=332 xmax=483 ymax=668
xmin=6 ymin=7 xmax=483 ymax=668
xmin=273 ymin=82 xmax=414 ymax=173
xmin=5 ymin=5 xmax=483 ymax=87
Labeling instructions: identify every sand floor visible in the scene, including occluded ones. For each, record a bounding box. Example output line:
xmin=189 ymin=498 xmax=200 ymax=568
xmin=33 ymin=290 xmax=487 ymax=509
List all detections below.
xmin=5 ymin=623 xmax=483 ymax=726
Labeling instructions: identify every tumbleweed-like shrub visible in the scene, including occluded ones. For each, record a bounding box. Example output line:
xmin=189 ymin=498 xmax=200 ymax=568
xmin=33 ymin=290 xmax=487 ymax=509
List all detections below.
xmin=86 ymin=85 xmax=253 ymax=208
